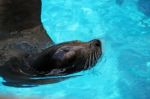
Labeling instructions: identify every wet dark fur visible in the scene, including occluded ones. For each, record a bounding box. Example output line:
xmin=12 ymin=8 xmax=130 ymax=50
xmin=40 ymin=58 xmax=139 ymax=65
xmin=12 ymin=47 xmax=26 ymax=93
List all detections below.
xmin=0 ymin=0 xmax=102 ymax=87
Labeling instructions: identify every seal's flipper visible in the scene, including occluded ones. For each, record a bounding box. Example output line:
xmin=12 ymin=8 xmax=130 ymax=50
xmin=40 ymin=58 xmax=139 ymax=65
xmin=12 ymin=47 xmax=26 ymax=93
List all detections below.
xmin=0 ymin=0 xmax=53 ymax=46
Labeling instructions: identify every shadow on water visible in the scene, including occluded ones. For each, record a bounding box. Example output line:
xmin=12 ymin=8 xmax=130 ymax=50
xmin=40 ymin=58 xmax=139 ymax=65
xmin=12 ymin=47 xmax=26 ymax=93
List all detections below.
xmin=0 ymin=65 xmax=80 ymax=88
xmin=115 ymin=0 xmax=124 ymax=6
xmin=137 ymin=0 xmax=150 ymax=17
xmin=116 ymin=0 xmax=150 ymax=17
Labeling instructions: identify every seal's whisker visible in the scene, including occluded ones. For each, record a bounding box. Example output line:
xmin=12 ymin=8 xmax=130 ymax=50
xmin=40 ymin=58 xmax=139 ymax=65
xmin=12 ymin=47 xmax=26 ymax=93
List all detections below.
xmin=90 ymin=53 xmax=93 ymax=67
xmin=92 ymin=52 xmax=95 ymax=66
xmin=85 ymin=53 xmax=89 ymax=70
xmin=89 ymin=52 xmax=92 ymax=69
xmin=92 ymin=51 xmax=96 ymax=66
xmin=95 ymin=51 xmax=98 ymax=61
xmin=88 ymin=51 xmax=93 ymax=69
xmin=83 ymin=55 xmax=88 ymax=70
xmin=83 ymin=56 xmax=87 ymax=69
xmin=84 ymin=54 xmax=89 ymax=70
xmin=95 ymin=51 xmax=98 ymax=62
xmin=94 ymin=51 xmax=97 ymax=61
xmin=84 ymin=58 xmax=88 ymax=70
xmin=97 ymin=50 xmax=101 ymax=59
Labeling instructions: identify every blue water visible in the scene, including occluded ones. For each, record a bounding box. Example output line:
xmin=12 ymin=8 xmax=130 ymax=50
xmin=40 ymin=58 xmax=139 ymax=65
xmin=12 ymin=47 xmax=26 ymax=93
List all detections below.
xmin=0 ymin=0 xmax=150 ymax=99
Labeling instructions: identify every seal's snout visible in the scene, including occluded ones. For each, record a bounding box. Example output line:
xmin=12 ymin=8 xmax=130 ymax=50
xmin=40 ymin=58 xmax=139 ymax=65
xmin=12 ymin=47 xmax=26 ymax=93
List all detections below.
xmin=90 ymin=39 xmax=101 ymax=47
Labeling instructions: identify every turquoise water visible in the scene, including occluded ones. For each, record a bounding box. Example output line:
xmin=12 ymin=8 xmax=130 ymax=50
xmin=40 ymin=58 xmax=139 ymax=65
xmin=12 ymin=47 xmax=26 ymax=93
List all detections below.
xmin=0 ymin=0 xmax=150 ymax=99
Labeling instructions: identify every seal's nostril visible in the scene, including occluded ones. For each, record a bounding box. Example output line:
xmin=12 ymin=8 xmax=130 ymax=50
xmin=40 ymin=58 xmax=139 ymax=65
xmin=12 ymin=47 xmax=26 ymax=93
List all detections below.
xmin=95 ymin=42 xmax=100 ymax=47
xmin=92 ymin=39 xmax=101 ymax=47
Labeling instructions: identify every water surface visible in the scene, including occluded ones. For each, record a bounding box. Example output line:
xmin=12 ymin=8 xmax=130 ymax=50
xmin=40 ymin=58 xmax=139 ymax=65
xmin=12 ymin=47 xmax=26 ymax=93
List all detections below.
xmin=0 ymin=0 xmax=150 ymax=99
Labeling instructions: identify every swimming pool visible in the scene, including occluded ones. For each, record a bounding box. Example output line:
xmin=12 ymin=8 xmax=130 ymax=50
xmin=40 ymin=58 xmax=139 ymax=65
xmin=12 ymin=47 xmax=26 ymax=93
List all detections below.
xmin=0 ymin=0 xmax=150 ymax=98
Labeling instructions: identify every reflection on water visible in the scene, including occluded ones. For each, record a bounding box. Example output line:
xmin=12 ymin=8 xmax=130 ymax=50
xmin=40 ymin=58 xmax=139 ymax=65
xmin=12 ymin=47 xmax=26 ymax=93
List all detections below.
xmin=0 ymin=0 xmax=150 ymax=98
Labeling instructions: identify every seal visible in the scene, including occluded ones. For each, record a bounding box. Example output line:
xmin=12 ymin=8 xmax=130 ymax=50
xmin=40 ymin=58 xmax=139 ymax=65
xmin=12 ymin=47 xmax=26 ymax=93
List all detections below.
xmin=0 ymin=0 xmax=102 ymax=87
xmin=0 ymin=39 xmax=102 ymax=75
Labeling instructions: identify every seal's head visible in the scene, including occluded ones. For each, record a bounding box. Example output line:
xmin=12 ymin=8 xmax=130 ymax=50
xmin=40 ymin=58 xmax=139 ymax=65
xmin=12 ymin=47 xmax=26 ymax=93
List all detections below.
xmin=31 ymin=39 xmax=102 ymax=76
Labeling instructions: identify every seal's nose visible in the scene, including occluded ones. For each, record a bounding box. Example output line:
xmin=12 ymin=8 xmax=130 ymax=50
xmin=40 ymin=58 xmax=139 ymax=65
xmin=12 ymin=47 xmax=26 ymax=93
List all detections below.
xmin=90 ymin=39 xmax=101 ymax=47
